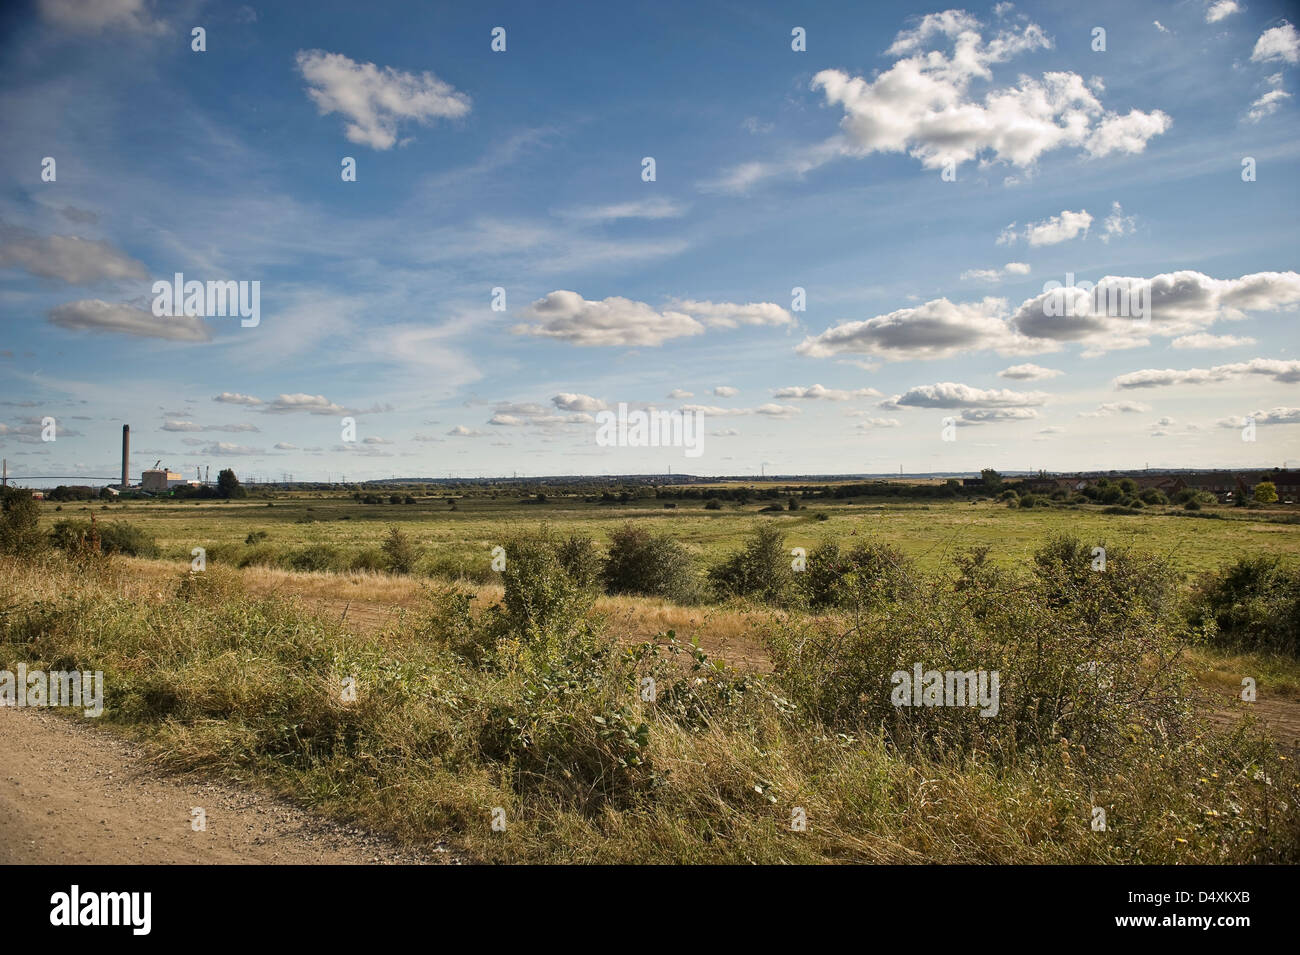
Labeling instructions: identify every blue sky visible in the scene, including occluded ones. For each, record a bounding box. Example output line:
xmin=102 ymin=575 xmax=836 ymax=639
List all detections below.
xmin=1 ymin=0 xmax=1298 ymax=482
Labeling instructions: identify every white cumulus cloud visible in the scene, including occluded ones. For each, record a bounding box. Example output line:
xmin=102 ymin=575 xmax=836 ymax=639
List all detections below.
xmin=295 ymin=50 xmax=471 ymax=150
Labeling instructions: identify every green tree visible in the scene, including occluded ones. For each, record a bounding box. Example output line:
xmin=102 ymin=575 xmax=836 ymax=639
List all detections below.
xmin=0 ymin=488 xmax=44 ymax=555
xmin=1255 ymin=481 xmax=1279 ymax=504
xmin=382 ymin=526 xmax=419 ymax=573
xmin=216 ymin=468 xmax=245 ymax=498
xmin=980 ymin=468 xmax=1003 ymax=492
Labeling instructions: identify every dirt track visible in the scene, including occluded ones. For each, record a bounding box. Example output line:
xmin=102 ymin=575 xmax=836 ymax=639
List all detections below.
xmin=0 ymin=707 xmax=450 ymax=865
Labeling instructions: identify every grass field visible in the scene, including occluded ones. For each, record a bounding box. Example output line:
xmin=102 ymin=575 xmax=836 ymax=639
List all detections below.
xmin=40 ymin=491 xmax=1300 ymax=579
xmin=8 ymin=482 xmax=1300 ymax=863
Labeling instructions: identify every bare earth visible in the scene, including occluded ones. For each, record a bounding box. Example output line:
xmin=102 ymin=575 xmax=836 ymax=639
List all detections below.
xmin=0 ymin=707 xmax=451 ymax=865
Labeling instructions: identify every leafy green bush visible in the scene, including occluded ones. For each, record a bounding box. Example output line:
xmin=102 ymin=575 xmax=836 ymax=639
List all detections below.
xmin=556 ymin=534 xmax=603 ymax=590
xmin=1191 ymin=557 xmax=1300 ymax=656
xmin=237 ymin=542 xmax=289 ymax=568
xmin=497 ymin=531 xmax=597 ymax=660
xmin=797 ymin=539 xmax=913 ymax=611
xmin=768 ymin=536 xmax=1190 ymax=765
xmin=350 ymin=547 xmax=387 ymax=572
xmin=1032 ymin=535 xmax=1181 ymax=627
xmin=288 ymin=543 xmax=343 ymax=572
xmin=708 ymin=524 xmax=794 ymax=605
xmin=48 ymin=518 xmax=157 ymax=557
xmin=1 ymin=489 xmax=44 ymax=556
xmin=602 ymin=523 xmax=699 ymax=603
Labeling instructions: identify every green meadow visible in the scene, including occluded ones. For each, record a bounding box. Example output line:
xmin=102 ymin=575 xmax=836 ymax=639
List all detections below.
xmin=43 ymin=489 xmax=1300 ymax=580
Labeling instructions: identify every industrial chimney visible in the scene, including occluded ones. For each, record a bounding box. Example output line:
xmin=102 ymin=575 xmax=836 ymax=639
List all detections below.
xmin=121 ymin=424 xmax=130 ymax=489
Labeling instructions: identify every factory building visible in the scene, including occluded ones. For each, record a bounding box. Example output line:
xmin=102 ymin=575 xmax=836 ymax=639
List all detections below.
xmin=141 ymin=468 xmax=188 ymax=492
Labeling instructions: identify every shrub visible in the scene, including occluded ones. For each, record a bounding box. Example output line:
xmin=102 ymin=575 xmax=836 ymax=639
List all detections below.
xmin=1191 ymin=557 xmax=1300 ymax=656
xmin=49 ymin=518 xmax=157 ymax=558
xmin=350 ymin=548 xmax=387 ymax=572
xmin=703 ymin=500 xmax=722 ymax=511
xmin=797 ymin=539 xmax=913 ymax=612
xmin=555 ymin=534 xmax=603 ymax=590
xmin=1 ymin=489 xmax=44 ymax=556
xmin=768 ymin=538 xmax=1190 ymax=765
xmin=419 ymin=550 xmax=494 ymax=583
xmin=99 ymin=521 xmax=159 ymax=558
xmin=799 ymin=541 xmax=847 ymax=609
xmin=382 ymin=526 xmax=419 ymax=574
xmin=603 ymin=523 xmax=698 ymax=603
xmin=496 ymin=531 xmax=597 ymax=660
xmin=1033 ymin=534 xmax=1178 ymax=607
xmin=708 ymin=524 xmax=794 ymax=605
xmin=1096 ymin=484 xmax=1124 ymax=505
xmin=237 ymin=542 xmax=288 ymax=568
xmin=289 ymin=543 xmax=343 ymax=572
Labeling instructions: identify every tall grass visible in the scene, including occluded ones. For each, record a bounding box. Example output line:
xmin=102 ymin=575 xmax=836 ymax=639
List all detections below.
xmin=2 ymin=537 xmax=1296 ymax=863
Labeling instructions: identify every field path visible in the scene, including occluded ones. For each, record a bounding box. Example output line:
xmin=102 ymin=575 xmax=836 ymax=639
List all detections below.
xmin=0 ymin=707 xmax=451 ymax=865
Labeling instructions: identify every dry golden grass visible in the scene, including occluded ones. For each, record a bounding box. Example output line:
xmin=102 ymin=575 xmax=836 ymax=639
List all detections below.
xmin=4 ymin=552 xmax=1298 ymax=864
xmin=112 ymin=556 xmax=776 ymax=670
